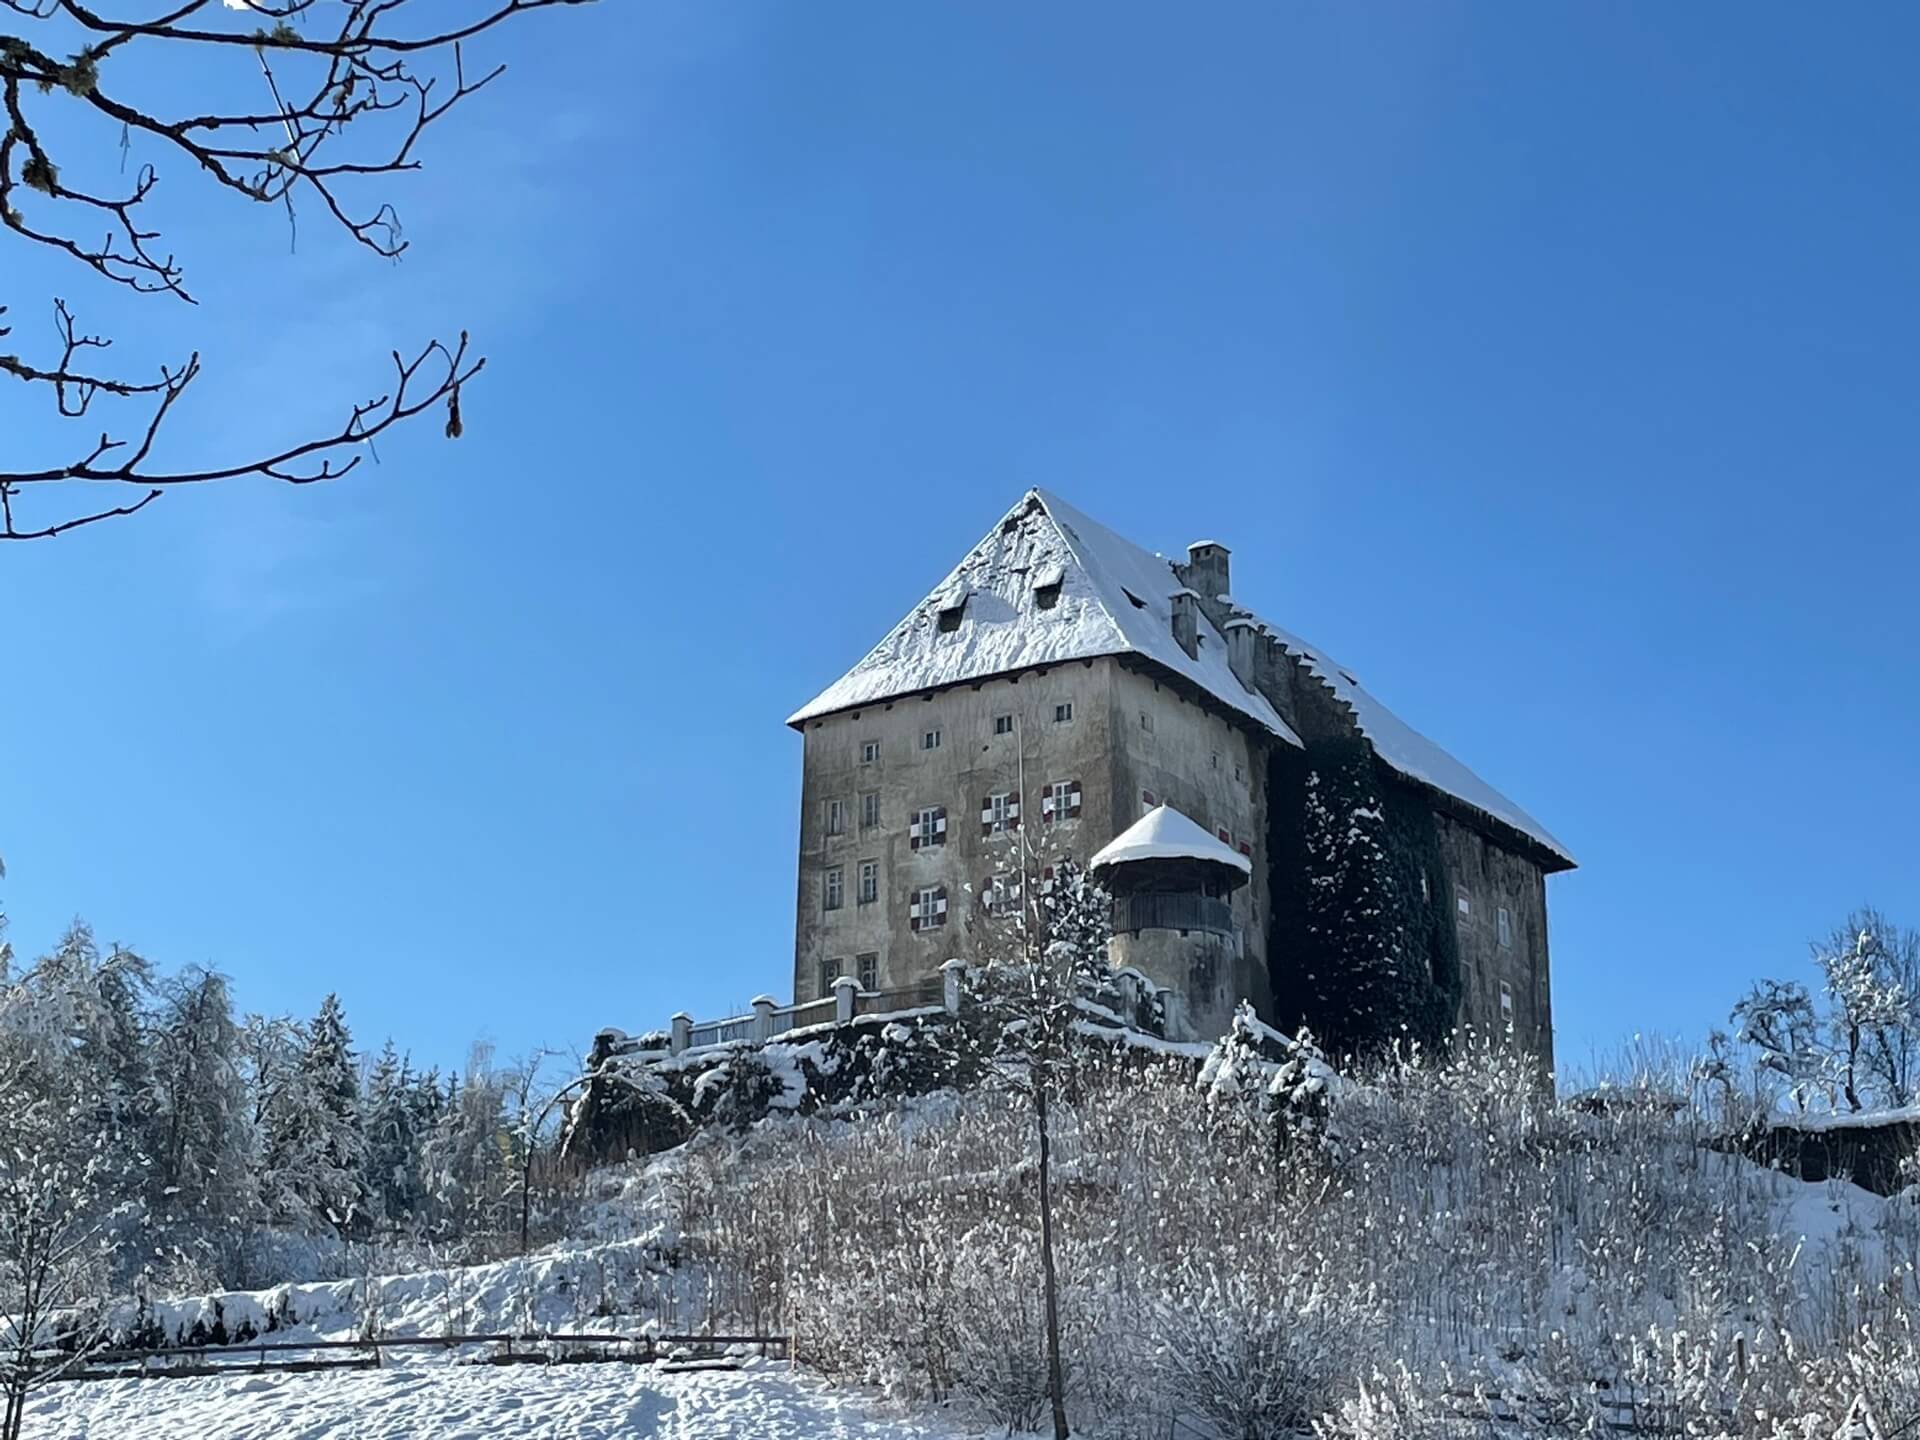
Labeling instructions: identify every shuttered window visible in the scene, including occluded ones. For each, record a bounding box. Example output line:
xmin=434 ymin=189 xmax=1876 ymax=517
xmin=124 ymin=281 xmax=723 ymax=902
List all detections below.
xmin=909 ymin=886 xmax=949 ymax=932
xmin=910 ymin=806 xmax=947 ymax=850
xmin=980 ymin=792 xmax=1021 ymax=835
xmin=1041 ymin=780 xmax=1082 ymax=823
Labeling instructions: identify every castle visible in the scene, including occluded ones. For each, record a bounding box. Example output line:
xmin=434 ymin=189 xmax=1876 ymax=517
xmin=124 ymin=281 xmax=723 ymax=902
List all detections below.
xmin=788 ymin=491 xmax=1574 ymax=1060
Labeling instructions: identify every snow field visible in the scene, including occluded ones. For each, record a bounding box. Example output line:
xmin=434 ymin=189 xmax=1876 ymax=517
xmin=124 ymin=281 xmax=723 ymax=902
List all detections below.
xmin=27 ymin=1356 xmax=989 ymax=1440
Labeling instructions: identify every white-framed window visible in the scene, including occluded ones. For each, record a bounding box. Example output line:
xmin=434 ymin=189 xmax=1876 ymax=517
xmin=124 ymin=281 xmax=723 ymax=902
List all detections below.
xmin=825 ymin=798 xmax=846 ymax=836
xmin=1139 ymin=710 xmax=1154 ymax=734
xmin=993 ymin=714 xmax=1015 ymax=736
xmin=860 ymin=739 xmax=880 ymax=764
xmin=921 ymin=728 xmax=942 ymax=751
xmin=1043 ymin=780 xmax=1083 ymax=823
xmin=1499 ymin=981 xmax=1515 ymax=1023
xmin=1497 ymin=906 xmax=1514 ymax=949
xmin=980 ymin=791 xmax=1020 ymax=835
xmin=857 ymin=952 xmax=879 ymax=991
xmin=1217 ymin=825 xmax=1232 ymax=845
xmin=911 ymin=806 xmax=947 ymax=850
xmin=1456 ymin=887 xmax=1473 ymax=921
xmin=861 ymin=791 xmax=881 ymax=830
xmin=818 ymin=957 xmax=843 ymax=998
xmin=824 ymin=867 xmax=844 ymax=911
xmin=1054 ymin=702 xmax=1074 ymax=724
xmin=858 ymin=860 xmax=879 ymax=905
xmin=909 ymin=886 xmax=948 ymax=932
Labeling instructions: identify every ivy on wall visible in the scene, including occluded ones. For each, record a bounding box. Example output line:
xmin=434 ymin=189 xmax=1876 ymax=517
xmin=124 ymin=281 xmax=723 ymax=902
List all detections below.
xmin=1265 ymin=738 xmax=1461 ymax=1058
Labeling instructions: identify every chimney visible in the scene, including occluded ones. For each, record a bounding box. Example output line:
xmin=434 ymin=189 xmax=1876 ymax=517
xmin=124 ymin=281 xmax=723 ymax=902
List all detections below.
xmin=1169 ymin=589 xmax=1199 ymax=659
xmin=1224 ymin=616 xmax=1257 ymax=691
xmin=1185 ymin=541 xmax=1231 ymax=603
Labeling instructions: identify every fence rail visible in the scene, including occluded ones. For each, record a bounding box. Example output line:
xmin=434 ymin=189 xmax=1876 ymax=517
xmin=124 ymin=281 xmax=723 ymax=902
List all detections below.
xmin=38 ymin=1331 xmax=793 ymax=1386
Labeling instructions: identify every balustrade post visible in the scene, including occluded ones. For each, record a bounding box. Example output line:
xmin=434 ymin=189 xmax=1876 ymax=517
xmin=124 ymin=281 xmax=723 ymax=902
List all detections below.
xmin=832 ymin=975 xmax=859 ymax=1025
xmin=940 ymin=957 xmax=967 ymax=1014
xmin=750 ymin=996 xmax=777 ymax=1044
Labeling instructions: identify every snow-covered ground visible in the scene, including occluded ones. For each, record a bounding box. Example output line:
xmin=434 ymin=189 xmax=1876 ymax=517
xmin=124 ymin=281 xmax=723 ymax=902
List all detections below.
xmin=27 ymin=1356 xmax=988 ymax=1439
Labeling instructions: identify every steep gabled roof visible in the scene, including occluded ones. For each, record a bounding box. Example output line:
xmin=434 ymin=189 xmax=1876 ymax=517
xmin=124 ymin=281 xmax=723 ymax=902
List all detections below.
xmin=1091 ymin=805 xmax=1252 ymax=877
xmin=1251 ymin=619 xmax=1574 ymax=867
xmin=789 ymin=489 xmax=1573 ymax=868
xmin=787 ymin=489 xmax=1299 ymax=743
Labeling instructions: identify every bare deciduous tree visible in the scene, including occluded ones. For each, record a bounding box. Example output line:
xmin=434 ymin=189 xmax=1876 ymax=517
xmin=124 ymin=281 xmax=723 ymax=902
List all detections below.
xmin=0 ymin=0 xmax=587 ymax=539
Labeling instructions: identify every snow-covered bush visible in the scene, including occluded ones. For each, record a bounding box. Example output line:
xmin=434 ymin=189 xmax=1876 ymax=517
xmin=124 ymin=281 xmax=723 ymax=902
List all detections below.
xmin=659 ymin=1031 xmax=1920 ymax=1437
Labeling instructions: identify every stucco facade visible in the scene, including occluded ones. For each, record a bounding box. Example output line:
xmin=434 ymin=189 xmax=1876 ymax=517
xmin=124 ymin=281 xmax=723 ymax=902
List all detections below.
xmin=792 ymin=655 xmax=1271 ymax=1029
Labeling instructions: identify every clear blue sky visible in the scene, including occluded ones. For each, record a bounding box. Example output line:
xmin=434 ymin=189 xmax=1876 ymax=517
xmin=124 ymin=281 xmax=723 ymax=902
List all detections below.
xmin=2 ymin=2 xmax=1914 ymax=1075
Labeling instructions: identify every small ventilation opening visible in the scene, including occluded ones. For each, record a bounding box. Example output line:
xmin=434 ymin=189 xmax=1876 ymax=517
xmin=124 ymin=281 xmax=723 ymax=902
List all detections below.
xmin=935 ymin=587 xmax=969 ymax=633
xmin=1035 ymin=581 xmax=1061 ymax=610
xmin=1122 ymin=588 xmax=1146 ymax=609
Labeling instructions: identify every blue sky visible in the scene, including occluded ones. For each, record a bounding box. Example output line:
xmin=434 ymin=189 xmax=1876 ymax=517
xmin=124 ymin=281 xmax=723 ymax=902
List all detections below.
xmin=2 ymin=2 xmax=1915 ymax=1076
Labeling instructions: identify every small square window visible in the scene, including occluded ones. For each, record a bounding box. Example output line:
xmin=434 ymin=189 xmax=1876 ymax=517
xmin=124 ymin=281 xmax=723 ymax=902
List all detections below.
xmin=1456 ymin=887 xmax=1473 ymax=920
xmin=857 ymin=952 xmax=879 ymax=990
xmin=921 ymin=728 xmax=942 ymax=751
xmin=993 ymin=714 xmax=1015 ymax=736
xmin=1217 ymin=826 xmax=1232 ymax=845
xmin=1233 ymin=761 xmax=1245 ymax=783
xmin=1054 ymin=702 xmax=1074 ymax=724
xmin=861 ymin=791 xmax=881 ymax=829
xmin=818 ymin=957 xmax=843 ymax=998
xmin=858 ymin=861 xmax=879 ymax=905
xmin=861 ymin=740 xmax=880 ymax=765
xmin=824 ymin=867 xmax=844 ymax=911
xmin=1498 ymin=906 xmax=1514 ymax=949
xmin=825 ymin=799 xmax=846 ymax=837
xmin=1141 ymin=788 xmax=1157 ymax=816
xmin=1139 ymin=711 xmax=1154 ymax=734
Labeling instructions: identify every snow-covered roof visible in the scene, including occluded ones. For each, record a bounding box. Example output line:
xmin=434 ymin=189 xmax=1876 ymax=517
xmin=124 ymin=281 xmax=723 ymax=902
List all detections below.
xmin=1256 ymin=621 xmax=1571 ymax=865
xmin=790 ymin=489 xmax=1571 ymax=867
xmin=1090 ymin=805 xmax=1252 ymax=877
xmin=787 ymin=489 xmax=1300 ymax=744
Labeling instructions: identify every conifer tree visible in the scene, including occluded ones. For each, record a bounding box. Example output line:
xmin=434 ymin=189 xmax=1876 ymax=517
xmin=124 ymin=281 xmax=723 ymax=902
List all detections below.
xmin=1297 ymin=742 xmax=1424 ymax=1057
xmin=258 ymin=996 xmax=370 ymax=1235
xmin=363 ymin=1044 xmax=427 ymax=1228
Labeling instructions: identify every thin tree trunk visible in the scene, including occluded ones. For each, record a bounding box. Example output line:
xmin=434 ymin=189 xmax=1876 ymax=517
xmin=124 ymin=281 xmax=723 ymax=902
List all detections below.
xmin=1034 ymin=1074 xmax=1069 ymax=1440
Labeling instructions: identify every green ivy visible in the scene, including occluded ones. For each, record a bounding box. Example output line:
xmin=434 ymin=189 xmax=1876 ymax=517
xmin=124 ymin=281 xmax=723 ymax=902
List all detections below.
xmin=1265 ymin=738 xmax=1460 ymax=1059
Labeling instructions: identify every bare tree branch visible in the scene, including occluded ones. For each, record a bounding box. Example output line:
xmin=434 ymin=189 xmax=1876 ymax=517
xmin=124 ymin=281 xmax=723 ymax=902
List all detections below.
xmin=0 ymin=0 xmax=583 ymax=539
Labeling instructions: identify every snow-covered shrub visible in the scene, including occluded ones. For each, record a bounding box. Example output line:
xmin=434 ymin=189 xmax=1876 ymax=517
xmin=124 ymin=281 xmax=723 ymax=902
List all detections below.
xmin=1149 ymin=1258 xmax=1378 ymax=1440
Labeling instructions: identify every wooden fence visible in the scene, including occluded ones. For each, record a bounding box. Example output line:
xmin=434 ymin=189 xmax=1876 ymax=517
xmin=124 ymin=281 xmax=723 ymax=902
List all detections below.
xmin=37 ymin=1331 xmax=792 ymax=1386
